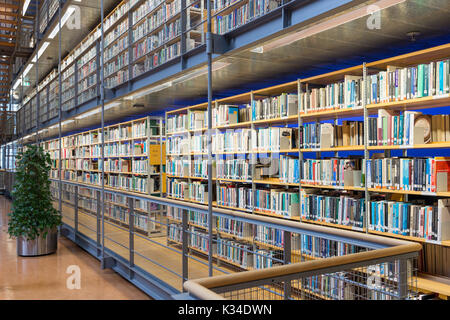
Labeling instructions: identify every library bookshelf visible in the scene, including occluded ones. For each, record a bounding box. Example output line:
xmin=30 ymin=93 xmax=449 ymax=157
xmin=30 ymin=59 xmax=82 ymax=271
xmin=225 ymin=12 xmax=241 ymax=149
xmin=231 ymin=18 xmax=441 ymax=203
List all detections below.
xmin=164 ymin=43 xmax=450 ymax=283
xmin=45 ymin=116 xmax=166 ymax=236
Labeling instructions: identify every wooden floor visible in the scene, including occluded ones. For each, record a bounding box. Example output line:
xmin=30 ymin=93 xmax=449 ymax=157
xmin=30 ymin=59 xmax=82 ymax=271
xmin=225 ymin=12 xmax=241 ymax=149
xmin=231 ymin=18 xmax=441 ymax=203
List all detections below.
xmin=58 ymin=202 xmax=236 ymax=293
xmin=0 ymin=196 xmax=150 ymax=300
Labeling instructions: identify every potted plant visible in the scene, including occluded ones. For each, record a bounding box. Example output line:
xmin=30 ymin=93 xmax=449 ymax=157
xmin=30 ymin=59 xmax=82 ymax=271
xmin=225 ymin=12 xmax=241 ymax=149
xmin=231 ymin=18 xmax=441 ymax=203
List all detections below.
xmin=8 ymin=144 xmax=62 ymax=256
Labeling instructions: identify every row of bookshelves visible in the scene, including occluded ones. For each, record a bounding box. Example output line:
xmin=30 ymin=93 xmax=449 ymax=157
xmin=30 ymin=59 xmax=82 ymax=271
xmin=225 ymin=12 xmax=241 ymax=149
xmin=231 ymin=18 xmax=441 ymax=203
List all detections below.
xmin=164 ymin=43 xmax=450 ymax=249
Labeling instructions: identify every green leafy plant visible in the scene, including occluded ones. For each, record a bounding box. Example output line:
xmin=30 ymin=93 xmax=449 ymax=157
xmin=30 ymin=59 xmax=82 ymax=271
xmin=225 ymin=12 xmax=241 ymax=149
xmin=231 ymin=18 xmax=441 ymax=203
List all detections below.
xmin=8 ymin=144 xmax=61 ymax=240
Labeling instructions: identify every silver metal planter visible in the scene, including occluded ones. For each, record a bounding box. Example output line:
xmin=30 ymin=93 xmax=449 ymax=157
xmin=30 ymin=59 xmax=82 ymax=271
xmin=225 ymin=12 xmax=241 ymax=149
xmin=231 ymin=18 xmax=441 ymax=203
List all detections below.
xmin=17 ymin=228 xmax=58 ymax=256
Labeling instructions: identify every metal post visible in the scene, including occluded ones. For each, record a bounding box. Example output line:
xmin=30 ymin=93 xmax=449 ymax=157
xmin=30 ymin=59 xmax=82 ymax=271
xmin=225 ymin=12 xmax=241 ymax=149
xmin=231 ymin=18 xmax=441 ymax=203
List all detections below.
xmin=398 ymin=258 xmax=408 ymax=299
xmin=100 ymin=0 xmax=106 ymax=268
xmin=128 ymin=196 xmax=135 ymax=279
xmin=283 ymin=230 xmax=292 ymax=300
xmin=35 ymin=0 xmax=40 ymax=145
xmin=96 ymin=190 xmax=101 ymax=254
xmin=74 ymin=185 xmax=78 ymax=234
xmin=206 ymin=0 xmax=213 ymax=277
xmin=297 ymin=80 xmax=303 ymax=223
xmin=182 ymin=208 xmax=188 ymax=289
xmin=58 ymin=0 xmax=62 ymax=222
xmin=363 ymin=62 xmax=369 ymax=233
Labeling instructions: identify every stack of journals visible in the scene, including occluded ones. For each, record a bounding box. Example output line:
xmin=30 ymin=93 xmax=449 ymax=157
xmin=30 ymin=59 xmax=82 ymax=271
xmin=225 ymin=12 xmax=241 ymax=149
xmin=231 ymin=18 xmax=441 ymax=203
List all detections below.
xmin=132 ymin=120 xmax=148 ymax=138
xmin=189 ymin=109 xmax=208 ymax=130
xmin=168 ymin=224 xmax=182 ymax=242
xmin=367 ymin=58 xmax=450 ymax=104
xmin=300 ymin=75 xmax=363 ymax=112
xmin=167 ymin=158 xmax=191 ymax=176
xmin=218 ymin=184 xmax=251 ymax=209
xmin=255 ymin=188 xmax=300 ymax=218
xmin=167 ymin=206 xmax=183 ymax=221
xmin=212 ymin=105 xmax=240 ymax=127
xmin=302 ymin=157 xmax=364 ymax=187
xmin=255 ymin=226 xmax=284 ymax=248
xmin=216 ymin=159 xmax=251 ymax=180
xmin=216 ymin=216 xmax=252 ymax=238
xmin=251 ymin=93 xmax=298 ymax=121
xmin=254 ymin=249 xmax=280 ymax=269
xmin=301 ymin=121 xmax=364 ymax=149
xmin=189 ymin=210 xmax=208 ymax=228
xmin=300 ymin=191 xmax=364 ymax=229
xmin=167 ymin=114 xmax=188 ymax=133
xmin=369 ymin=200 xmax=440 ymax=240
xmin=189 ymin=227 xmax=211 ymax=254
xmin=213 ymin=129 xmax=252 ymax=153
xmin=366 ymin=157 xmax=450 ymax=192
xmin=216 ymin=238 xmax=253 ymax=268
xmin=279 ymin=155 xmax=300 ymax=183
xmin=168 ymin=180 xmax=209 ymax=203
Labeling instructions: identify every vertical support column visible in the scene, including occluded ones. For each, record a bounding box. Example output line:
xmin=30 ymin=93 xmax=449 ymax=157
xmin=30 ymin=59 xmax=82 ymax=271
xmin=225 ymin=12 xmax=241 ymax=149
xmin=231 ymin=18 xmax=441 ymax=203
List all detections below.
xmin=57 ymin=0 xmax=62 ymax=224
xmin=250 ymin=91 xmax=256 ymax=215
xmin=100 ymin=0 xmax=106 ymax=268
xmin=182 ymin=208 xmax=188 ymax=290
xmin=74 ymin=185 xmax=79 ymax=235
xmin=363 ymin=62 xmax=369 ymax=234
xmin=96 ymin=190 xmax=101 ymax=255
xmin=159 ymin=117 xmax=163 ymax=198
xmin=74 ymin=55 xmax=79 ymax=107
xmin=127 ymin=9 xmax=133 ymax=92
xmin=128 ymin=196 xmax=135 ymax=279
xmin=398 ymin=258 xmax=408 ymax=299
xmin=206 ymin=0 xmax=213 ymax=277
xmin=283 ymin=230 xmax=292 ymax=300
xmin=35 ymin=0 xmax=40 ymax=145
xmin=180 ymin=0 xmax=187 ymax=70
xmin=297 ymin=80 xmax=303 ymax=223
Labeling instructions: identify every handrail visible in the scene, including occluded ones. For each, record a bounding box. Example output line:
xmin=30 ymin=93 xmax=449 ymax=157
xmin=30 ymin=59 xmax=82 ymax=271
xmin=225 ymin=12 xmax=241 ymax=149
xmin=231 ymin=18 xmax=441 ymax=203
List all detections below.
xmin=183 ymin=242 xmax=422 ymax=300
xmin=52 ymin=178 xmax=414 ymax=249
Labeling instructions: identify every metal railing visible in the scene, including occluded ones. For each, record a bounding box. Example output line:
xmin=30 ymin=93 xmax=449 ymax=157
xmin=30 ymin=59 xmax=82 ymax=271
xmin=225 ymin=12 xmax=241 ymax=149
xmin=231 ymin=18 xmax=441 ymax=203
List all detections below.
xmin=47 ymin=178 xmax=421 ymax=300
xmin=184 ymin=243 xmax=421 ymax=300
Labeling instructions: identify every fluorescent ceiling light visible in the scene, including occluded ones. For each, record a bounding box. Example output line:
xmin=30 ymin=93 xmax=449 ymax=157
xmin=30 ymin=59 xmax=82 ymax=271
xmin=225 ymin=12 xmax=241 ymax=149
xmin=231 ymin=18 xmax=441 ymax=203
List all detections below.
xmin=76 ymin=108 xmax=100 ymax=119
xmin=172 ymin=62 xmax=230 ymax=85
xmin=48 ymin=6 xmax=76 ymax=39
xmin=261 ymin=0 xmax=406 ymax=52
xmin=13 ymin=78 xmax=21 ymax=90
xmin=61 ymin=119 xmax=75 ymax=126
xmin=250 ymin=46 xmax=264 ymax=54
xmin=32 ymin=42 xmax=50 ymax=62
xmin=105 ymin=102 xmax=121 ymax=110
xmin=23 ymin=64 xmax=33 ymax=77
xmin=125 ymin=81 xmax=173 ymax=100
xmin=23 ymin=0 xmax=31 ymax=15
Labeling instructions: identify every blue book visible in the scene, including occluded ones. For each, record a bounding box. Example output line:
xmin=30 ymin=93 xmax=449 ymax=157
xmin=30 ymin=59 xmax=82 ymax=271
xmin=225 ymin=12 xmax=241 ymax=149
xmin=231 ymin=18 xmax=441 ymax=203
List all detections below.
xmin=439 ymin=61 xmax=444 ymax=94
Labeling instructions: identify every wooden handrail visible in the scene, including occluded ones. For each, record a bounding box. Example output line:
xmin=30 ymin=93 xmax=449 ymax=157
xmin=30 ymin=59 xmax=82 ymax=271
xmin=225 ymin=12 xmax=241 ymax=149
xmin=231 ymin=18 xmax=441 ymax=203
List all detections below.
xmin=184 ymin=243 xmax=422 ymax=300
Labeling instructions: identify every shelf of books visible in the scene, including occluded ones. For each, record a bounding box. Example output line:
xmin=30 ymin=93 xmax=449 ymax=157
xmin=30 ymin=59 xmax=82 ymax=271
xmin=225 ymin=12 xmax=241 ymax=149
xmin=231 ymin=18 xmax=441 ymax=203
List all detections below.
xmin=165 ymin=44 xmax=450 ymax=275
xmin=212 ymin=0 xmax=283 ymax=35
xmin=51 ymin=180 xmax=164 ymax=236
xmin=44 ymin=116 xmax=166 ymax=235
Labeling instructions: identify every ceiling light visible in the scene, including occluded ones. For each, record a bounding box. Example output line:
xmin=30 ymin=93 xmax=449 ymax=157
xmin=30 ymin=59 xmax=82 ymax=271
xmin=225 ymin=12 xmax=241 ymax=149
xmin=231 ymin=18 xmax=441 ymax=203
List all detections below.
xmin=250 ymin=46 xmax=264 ymax=54
xmin=75 ymin=108 xmax=100 ymax=119
xmin=48 ymin=6 xmax=77 ymax=39
xmin=61 ymin=119 xmax=75 ymax=126
xmin=32 ymin=42 xmax=50 ymax=62
xmin=125 ymin=81 xmax=173 ymax=100
xmin=261 ymin=0 xmax=406 ymax=52
xmin=105 ymin=102 xmax=121 ymax=110
xmin=23 ymin=0 xmax=31 ymax=15
xmin=23 ymin=64 xmax=33 ymax=77
xmin=13 ymin=78 xmax=21 ymax=90
xmin=172 ymin=62 xmax=230 ymax=85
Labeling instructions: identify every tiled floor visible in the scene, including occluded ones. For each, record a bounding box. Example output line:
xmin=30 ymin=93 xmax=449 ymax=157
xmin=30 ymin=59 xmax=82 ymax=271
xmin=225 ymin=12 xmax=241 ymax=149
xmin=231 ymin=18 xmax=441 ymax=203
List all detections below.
xmin=0 ymin=196 xmax=150 ymax=300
